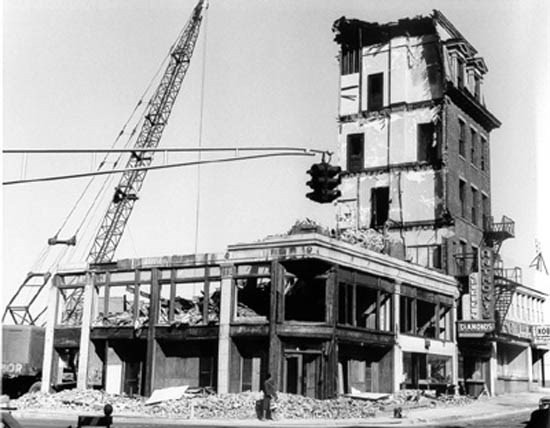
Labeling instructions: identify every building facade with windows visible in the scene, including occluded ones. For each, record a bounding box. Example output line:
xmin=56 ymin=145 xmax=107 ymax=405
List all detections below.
xmin=332 ymin=11 xmax=547 ymax=395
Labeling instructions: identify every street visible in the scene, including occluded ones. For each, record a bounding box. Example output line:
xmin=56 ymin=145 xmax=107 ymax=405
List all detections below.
xmin=5 ymin=410 xmax=535 ymax=428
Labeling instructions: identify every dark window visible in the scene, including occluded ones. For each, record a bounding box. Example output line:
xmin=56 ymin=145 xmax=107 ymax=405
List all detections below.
xmin=347 ymin=133 xmax=364 ymax=173
xmin=470 ymin=128 xmax=477 ymax=166
xmin=417 ymin=123 xmax=437 ymax=163
xmin=458 ymin=120 xmax=466 ymax=157
xmin=482 ymin=194 xmax=490 ymax=228
xmin=459 ymin=180 xmax=467 ymax=218
xmin=474 ymin=75 xmax=481 ymax=100
xmin=400 ymin=296 xmax=414 ymax=334
xmin=367 ymin=73 xmax=384 ymax=110
xmin=241 ymin=357 xmax=253 ymax=391
xmin=471 ymin=245 xmax=479 ymax=272
xmin=481 ymin=137 xmax=487 ymax=171
xmin=341 ymin=48 xmax=360 ymax=75
xmin=456 ymin=57 xmax=465 ymax=88
xmin=471 ymin=187 xmax=478 ymax=225
xmin=370 ymin=187 xmax=389 ymax=228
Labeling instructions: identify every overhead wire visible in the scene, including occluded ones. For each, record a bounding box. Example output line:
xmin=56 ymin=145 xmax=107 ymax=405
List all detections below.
xmin=3 ymin=151 xmax=317 ymax=185
xmin=194 ymin=0 xmax=210 ymax=254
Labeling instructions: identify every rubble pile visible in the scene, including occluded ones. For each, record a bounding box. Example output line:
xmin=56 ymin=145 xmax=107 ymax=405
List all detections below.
xmin=13 ymin=389 xmax=472 ymax=420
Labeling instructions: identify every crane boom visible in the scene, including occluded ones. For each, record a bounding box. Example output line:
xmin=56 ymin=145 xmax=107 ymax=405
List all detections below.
xmin=3 ymin=0 xmax=207 ymax=326
xmin=88 ymin=0 xmax=206 ymax=263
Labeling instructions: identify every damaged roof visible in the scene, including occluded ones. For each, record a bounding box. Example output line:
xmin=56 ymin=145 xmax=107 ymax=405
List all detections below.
xmin=333 ymin=10 xmax=475 ymax=54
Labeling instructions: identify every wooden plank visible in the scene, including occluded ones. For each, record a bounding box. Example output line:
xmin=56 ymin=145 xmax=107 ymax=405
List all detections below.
xmin=325 ymin=266 xmax=336 ymax=325
xmin=104 ymin=273 xmax=110 ymax=315
xmin=155 ymin=326 xmax=219 ymax=340
xmin=336 ymin=327 xmax=395 ymax=346
xmin=230 ymin=325 xmax=269 ymax=337
xmin=277 ymin=324 xmax=333 ymax=339
xmin=376 ymin=290 xmax=381 ymax=331
xmin=169 ymin=269 xmax=176 ymax=323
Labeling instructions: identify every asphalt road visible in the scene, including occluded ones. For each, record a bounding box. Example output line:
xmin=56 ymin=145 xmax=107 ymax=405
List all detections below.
xmin=3 ymin=410 xmax=537 ymax=428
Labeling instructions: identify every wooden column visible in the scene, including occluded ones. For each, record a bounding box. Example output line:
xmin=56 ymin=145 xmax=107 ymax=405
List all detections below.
xmin=488 ymin=341 xmax=498 ymax=396
xmin=41 ymin=275 xmax=60 ymax=392
xmin=143 ymin=268 xmax=160 ymax=397
xmin=77 ymin=272 xmax=95 ymax=389
xmin=325 ymin=266 xmax=338 ymax=398
xmin=217 ymin=263 xmax=234 ymax=393
xmin=527 ymin=344 xmax=533 ymax=391
xmin=269 ymin=261 xmax=284 ymax=387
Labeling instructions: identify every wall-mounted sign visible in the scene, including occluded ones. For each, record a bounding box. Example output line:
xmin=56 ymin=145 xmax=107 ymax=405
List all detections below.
xmin=479 ymin=246 xmax=494 ymax=320
xmin=469 ymin=272 xmax=480 ymax=319
xmin=457 ymin=320 xmax=495 ymax=338
xmin=532 ymin=325 xmax=550 ymax=343
xmin=500 ymin=320 xmax=532 ymax=339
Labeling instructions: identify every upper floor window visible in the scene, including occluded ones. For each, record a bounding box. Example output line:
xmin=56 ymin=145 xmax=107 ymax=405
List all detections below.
xmin=341 ymin=48 xmax=360 ymax=75
xmin=367 ymin=73 xmax=384 ymax=110
xmin=459 ymin=119 xmax=466 ymax=158
xmin=470 ymin=128 xmax=477 ymax=166
xmin=471 ymin=186 xmax=479 ymax=225
xmin=406 ymin=244 xmax=442 ymax=270
xmin=459 ymin=179 xmax=467 ymax=218
xmin=474 ymin=75 xmax=481 ymax=100
xmin=480 ymin=136 xmax=488 ymax=171
xmin=456 ymin=57 xmax=465 ymax=89
xmin=346 ymin=133 xmax=364 ymax=173
xmin=417 ymin=123 xmax=437 ymax=163
xmin=370 ymin=186 xmax=389 ymax=228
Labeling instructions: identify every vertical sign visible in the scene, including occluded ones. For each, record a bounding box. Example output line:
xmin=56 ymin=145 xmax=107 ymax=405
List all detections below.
xmin=480 ymin=245 xmax=495 ymax=320
xmin=469 ymin=272 xmax=480 ymax=319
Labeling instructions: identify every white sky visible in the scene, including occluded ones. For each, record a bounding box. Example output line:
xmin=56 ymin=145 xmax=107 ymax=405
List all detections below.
xmin=2 ymin=0 xmax=549 ymax=312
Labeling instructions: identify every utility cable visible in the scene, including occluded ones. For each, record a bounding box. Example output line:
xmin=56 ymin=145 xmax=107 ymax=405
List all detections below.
xmin=4 ymin=151 xmax=316 ymax=185
xmin=194 ymin=0 xmax=209 ymax=254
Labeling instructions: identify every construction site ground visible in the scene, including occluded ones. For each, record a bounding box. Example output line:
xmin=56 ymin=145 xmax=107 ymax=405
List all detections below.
xmin=6 ymin=390 xmax=549 ymax=427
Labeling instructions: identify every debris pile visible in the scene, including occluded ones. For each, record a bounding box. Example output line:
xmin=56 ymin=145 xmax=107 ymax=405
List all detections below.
xmin=13 ymin=389 xmax=473 ymax=420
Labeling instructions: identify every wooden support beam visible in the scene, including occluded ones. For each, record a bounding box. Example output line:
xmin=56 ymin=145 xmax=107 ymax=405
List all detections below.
xmin=217 ymin=263 xmax=235 ymax=393
xmin=376 ymin=289 xmax=381 ymax=331
xmin=169 ymin=269 xmax=176 ymax=323
xmin=143 ymin=268 xmax=160 ymax=397
xmin=269 ymin=261 xmax=284 ymax=385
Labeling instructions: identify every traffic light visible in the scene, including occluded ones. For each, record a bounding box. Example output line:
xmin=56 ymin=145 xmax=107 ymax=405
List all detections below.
xmin=306 ymin=162 xmax=342 ymax=203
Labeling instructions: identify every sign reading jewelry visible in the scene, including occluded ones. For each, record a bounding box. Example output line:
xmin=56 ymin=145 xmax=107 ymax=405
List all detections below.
xmin=480 ymin=246 xmax=495 ymax=320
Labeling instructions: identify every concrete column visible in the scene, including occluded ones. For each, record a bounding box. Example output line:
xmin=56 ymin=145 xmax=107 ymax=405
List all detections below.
xmin=392 ymin=282 xmax=402 ymax=392
xmin=527 ymin=345 xmax=533 ymax=391
xmin=41 ymin=276 xmax=60 ymax=393
xmin=217 ymin=263 xmax=234 ymax=393
xmin=77 ymin=272 xmax=95 ymax=389
xmin=489 ymin=341 xmax=498 ymax=396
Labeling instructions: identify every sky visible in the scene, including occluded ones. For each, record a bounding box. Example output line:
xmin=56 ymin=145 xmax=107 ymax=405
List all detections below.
xmin=2 ymin=0 xmax=549 ymax=314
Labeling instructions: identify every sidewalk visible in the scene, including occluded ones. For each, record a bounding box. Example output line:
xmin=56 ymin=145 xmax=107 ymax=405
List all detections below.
xmin=11 ymin=391 xmax=549 ymax=427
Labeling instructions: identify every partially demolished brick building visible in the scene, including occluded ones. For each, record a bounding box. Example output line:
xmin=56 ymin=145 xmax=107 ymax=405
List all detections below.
xmin=41 ymin=10 xmax=546 ymax=398
xmin=333 ymin=11 xmax=547 ymax=394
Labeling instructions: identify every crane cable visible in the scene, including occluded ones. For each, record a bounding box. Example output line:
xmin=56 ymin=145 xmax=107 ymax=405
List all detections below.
xmin=194 ymin=0 xmax=209 ymax=254
xmin=46 ymin=22 xmax=185 ymax=268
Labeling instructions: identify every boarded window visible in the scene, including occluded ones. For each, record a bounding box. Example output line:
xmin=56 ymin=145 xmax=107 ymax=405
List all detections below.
xmin=347 ymin=133 xmax=364 ymax=173
xmin=367 ymin=73 xmax=383 ymax=110
xmin=417 ymin=123 xmax=437 ymax=163
xmin=370 ymin=187 xmax=389 ymax=228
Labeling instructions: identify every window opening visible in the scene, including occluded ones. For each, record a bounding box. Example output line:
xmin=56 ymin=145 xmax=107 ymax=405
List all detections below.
xmin=347 ymin=133 xmax=364 ymax=173
xmin=370 ymin=187 xmax=389 ymax=228
xmin=367 ymin=73 xmax=383 ymax=110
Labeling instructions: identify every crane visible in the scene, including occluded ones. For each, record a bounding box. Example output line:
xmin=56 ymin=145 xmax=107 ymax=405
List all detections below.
xmin=3 ymin=0 xmax=208 ymax=326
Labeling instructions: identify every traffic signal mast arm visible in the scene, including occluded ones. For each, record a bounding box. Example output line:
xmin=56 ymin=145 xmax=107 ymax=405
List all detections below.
xmin=87 ymin=0 xmax=206 ymax=264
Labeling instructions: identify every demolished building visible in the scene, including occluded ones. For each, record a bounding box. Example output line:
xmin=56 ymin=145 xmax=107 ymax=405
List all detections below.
xmin=332 ymin=10 xmax=547 ymax=394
